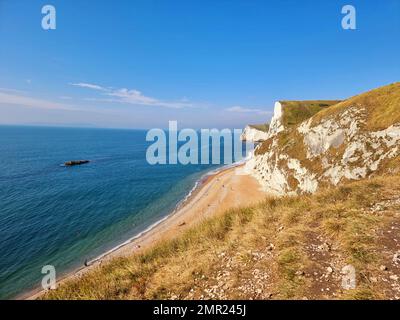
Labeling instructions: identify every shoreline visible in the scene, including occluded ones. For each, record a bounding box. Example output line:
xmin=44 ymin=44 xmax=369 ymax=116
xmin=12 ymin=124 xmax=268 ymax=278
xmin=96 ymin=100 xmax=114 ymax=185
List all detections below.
xmin=83 ymin=162 xmax=244 ymax=266
xmin=67 ymin=165 xmax=233 ymax=267
xmin=23 ymin=161 xmax=265 ymax=300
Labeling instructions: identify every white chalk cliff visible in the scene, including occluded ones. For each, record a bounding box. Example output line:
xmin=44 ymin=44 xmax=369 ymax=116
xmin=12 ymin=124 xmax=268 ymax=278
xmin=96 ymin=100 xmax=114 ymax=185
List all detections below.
xmin=240 ymin=125 xmax=269 ymax=142
xmin=244 ymin=84 xmax=400 ymax=195
xmin=268 ymin=101 xmax=285 ymax=136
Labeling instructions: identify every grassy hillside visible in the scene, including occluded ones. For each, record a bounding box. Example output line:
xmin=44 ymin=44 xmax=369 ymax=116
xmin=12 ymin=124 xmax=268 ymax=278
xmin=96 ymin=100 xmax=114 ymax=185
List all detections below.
xmin=43 ymin=174 xmax=400 ymax=300
xmin=249 ymin=123 xmax=269 ymax=132
xmin=312 ymin=82 xmax=400 ymax=130
xmin=247 ymin=99 xmax=341 ymax=134
xmin=280 ymin=100 xmax=341 ymax=127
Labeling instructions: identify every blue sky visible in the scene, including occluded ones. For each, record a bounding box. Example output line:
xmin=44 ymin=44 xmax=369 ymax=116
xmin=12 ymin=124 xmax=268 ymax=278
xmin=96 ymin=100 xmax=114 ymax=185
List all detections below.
xmin=0 ymin=0 xmax=399 ymax=129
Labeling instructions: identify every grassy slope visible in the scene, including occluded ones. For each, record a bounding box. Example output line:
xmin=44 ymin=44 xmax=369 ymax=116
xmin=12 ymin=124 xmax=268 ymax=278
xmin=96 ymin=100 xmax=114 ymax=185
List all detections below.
xmin=247 ymin=100 xmax=339 ymax=140
xmin=312 ymin=82 xmax=400 ymax=130
xmin=249 ymin=123 xmax=270 ymax=132
xmin=246 ymin=98 xmax=341 ymax=134
xmin=44 ymin=174 xmax=400 ymax=300
xmin=254 ymin=101 xmax=338 ymax=156
xmin=280 ymin=100 xmax=341 ymax=127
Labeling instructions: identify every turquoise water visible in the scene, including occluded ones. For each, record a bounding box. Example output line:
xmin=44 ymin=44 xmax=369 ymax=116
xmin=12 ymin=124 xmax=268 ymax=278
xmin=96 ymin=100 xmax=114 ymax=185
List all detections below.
xmin=0 ymin=126 xmax=243 ymax=299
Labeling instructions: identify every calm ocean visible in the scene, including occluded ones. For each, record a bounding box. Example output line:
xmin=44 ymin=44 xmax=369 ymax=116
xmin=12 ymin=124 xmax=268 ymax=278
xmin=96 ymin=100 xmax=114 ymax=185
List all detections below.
xmin=0 ymin=125 xmax=246 ymax=299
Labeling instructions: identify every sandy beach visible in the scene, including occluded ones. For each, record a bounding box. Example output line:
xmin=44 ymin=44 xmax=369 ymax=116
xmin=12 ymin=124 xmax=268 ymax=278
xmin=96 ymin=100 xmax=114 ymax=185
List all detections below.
xmin=25 ymin=164 xmax=265 ymax=300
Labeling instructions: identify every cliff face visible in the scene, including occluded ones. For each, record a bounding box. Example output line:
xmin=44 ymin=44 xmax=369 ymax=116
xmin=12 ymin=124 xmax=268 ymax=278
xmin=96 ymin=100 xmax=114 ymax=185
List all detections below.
xmin=245 ymin=83 xmax=400 ymax=195
xmin=240 ymin=125 xmax=270 ymax=142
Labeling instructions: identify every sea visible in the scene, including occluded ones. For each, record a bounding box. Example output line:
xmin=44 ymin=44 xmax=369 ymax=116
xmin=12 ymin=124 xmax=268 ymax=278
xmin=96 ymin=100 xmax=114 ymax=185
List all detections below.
xmin=0 ymin=125 xmax=249 ymax=299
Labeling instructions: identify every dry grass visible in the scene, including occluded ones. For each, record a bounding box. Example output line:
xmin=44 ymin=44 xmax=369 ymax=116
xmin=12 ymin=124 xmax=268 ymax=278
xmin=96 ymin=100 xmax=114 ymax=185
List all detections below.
xmin=280 ymin=100 xmax=340 ymax=127
xmin=249 ymin=123 xmax=269 ymax=132
xmin=43 ymin=174 xmax=400 ymax=300
xmin=312 ymin=82 xmax=400 ymax=131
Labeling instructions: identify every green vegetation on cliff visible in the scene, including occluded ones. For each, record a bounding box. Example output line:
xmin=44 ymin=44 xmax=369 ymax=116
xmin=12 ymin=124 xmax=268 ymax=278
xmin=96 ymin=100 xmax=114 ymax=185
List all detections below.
xmin=249 ymin=123 xmax=269 ymax=132
xmin=312 ymin=82 xmax=400 ymax=130
xmin=280 ymin=100 xmax=341 ymax=127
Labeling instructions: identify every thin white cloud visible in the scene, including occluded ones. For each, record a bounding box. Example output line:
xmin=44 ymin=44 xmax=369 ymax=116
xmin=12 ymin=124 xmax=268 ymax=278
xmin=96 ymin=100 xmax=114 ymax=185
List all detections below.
xmin=107 ymin=88 xmax=193 ymax=108
xmin=70 ymin=82 xmax=107 ymax=91
xmin=83 ymin=97 xmax=116 ymax=103
xmin=70 ymin=82 xmax=192 ymax=109
xmin=225 ymin=106 xmax=272 ymax=115
xmin=0 ymin=87 xmax=27 ymax=94
xmin=0 ymin=91 xmax=78 ymax=111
